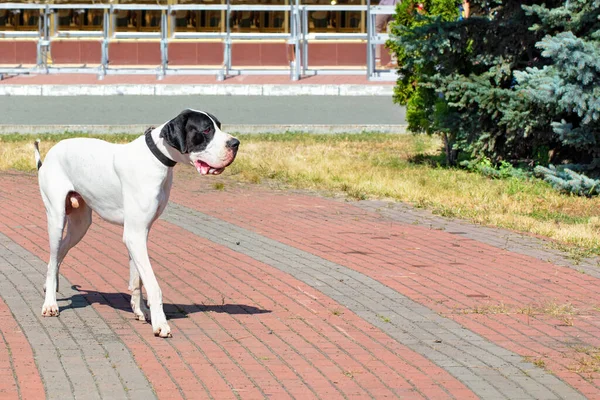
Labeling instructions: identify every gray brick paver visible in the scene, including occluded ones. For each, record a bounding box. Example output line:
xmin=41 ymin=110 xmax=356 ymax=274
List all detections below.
xmin=164 ymin=202 xmax=586 ymax=400
xmin=0 ymin=232 xmax=156 ymax=400
xmin=0 ymin=268 xmax=75 ymax=400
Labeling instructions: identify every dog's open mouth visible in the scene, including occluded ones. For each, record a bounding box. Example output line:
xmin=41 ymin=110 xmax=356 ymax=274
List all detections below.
xmin=194 ymin=160 xmax=225 ymax=175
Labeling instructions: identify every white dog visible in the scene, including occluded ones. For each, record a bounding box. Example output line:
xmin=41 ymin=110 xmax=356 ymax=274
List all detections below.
xmin=34 ymin=109 xmax=239 ymax=338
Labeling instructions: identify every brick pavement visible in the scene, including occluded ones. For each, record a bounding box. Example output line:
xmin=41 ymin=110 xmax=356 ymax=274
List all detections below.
xmin=0 ymin=294 xmax=44 ymax=400
xmin=355 ymin=201 xmax=600 ymax=280
xmin=163 ymin=203 xmax=581 ymax=400
xmin=0 ymin=232 xmax=156 ymax=400
xmin=1 ymin=170 xmax=600 ymax=399
xmin=169 ymin=176 xmax=600 ymax=399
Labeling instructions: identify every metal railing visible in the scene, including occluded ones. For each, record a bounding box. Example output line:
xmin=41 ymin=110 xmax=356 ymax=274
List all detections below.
xmin=0 ymin=1 xmax=397 ymax=81
xmin=301 ymin=3 xmax=367 ymax=77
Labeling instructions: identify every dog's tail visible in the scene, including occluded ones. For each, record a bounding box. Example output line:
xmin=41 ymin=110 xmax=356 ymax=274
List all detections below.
xmin=33 ymin=139 xmax=42 ymax=170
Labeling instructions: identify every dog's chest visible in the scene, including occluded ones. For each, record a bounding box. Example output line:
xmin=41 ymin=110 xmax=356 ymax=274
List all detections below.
xmin=153 ymin=168 xmax=174 ymax=222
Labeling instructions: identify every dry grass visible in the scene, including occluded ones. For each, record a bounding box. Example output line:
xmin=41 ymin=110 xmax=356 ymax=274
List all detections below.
xmin=0 ymin=133 xmax=136 ymax=172
xmin=518 ymin=300 xmax=579 ymax=326
xmin=518 ymin=301 xmax=578 ymax=316
xmin=460 ymin=300 xmax=578 ymax=324
xmin=3 ymin=132 xmax=600 ymax=256
xmin=523 ymin=356 xmax=550 ymax=373
xmin=569 ymin=346 xmax=600 ymax=374
xmin=0 ymin=140 xmax=52 ymax=171
xmin=461 ymin=302 xmax=510 ymax=315
xmin=540 ymin=301 xmax=578 ymax=319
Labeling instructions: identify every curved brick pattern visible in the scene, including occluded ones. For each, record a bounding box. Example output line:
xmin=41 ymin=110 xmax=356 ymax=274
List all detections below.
xmin=0 ymin=295 xmax=44 ymax=400
xmin=356 ymin=201 xmax=600 ymax=279
xmin=0 ymin=173 xmax=475 ymax=399
xmin=164 ymin=202 xmax=584 ymax=400
xmin=168 ymin=178 xmax=600 ymax=398
xmin=2 ymin=171 xmax=596 ymax=398
xmin=0 ymin=233 xmax=157 ymax=400
xmin=169 ymin=185 xmax=600 ymax=398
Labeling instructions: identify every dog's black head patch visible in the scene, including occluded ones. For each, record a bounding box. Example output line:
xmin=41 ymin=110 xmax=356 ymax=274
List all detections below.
xmin=160 ymin=109 xmax=222 ymax=154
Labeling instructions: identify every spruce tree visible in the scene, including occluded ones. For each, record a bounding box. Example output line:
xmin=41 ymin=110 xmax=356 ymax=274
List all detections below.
xmin=516 ymin=0 xmax=600 ymax=190
xmin=389 ymin=0 xmax=463 ymax=164
xmin=389 ymin=0 xmax=599 ymax=184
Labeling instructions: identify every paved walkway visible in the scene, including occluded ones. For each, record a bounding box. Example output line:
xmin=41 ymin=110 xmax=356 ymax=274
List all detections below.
xmin=1 ymin=170 xmax=600 ymax=399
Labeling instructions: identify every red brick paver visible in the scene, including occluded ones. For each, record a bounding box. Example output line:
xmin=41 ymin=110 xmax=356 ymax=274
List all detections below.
xmin=168 ymin=175 xmax=600 ymax=398
xmin=0 ymin=296 xmax=45 ymax=400
xmin=0 ymin=172 xmax=476 ymax=399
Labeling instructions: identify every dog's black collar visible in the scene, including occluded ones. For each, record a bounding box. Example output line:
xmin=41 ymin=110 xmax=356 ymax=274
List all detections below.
xmin=145 ymin=127 xmax=177 ymax=167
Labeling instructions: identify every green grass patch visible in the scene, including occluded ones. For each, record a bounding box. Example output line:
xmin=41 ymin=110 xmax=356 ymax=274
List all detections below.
xmin=528 ymin=210 xmax=590 ymax=225
xmin=0 ymin=133 xmax=139 ymax=143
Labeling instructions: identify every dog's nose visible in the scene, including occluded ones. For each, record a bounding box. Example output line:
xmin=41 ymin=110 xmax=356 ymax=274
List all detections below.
xmin=227 ymin=138 xmax=240 ymax=149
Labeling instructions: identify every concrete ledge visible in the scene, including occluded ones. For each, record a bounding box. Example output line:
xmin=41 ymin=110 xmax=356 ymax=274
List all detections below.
xmin=0 ymin=124 xmax=409 ymax=135
xmin=0 ymin=84 xmax=394 ymax=97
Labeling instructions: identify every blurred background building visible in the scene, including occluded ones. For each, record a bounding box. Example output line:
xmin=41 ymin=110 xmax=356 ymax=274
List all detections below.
xmin=0 ymin=1 xmax=394 ymax=76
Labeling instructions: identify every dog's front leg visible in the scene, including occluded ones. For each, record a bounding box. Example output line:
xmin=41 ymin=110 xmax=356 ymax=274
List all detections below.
xmin=129 ymin=256 xmax=150 ymax=322
xmin=123 ymin=226 xmax=171 ymax=338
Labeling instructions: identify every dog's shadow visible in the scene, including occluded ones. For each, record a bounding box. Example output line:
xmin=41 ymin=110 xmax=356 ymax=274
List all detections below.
xmin=58 ymin=285 xmax=272 ymax=319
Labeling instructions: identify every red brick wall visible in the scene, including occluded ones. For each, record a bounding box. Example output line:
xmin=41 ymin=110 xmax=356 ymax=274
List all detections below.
xmin=168 ymin=42 xmax=224 ymax=66
xmin=0 ymin=40 xmax=372 ymax=67
xmin=51 ymin=40 xmax=102 ymax=64
xmin=0 ymin=40 xmax=37 ymax=64
xmin=109 ymin=41 xmax=161 ymax=65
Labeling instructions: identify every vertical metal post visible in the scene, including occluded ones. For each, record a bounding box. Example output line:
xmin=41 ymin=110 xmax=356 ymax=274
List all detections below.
xmin=294 ymin=0 xmax=301 ymax=80
xmin=99 ymin=6 xmax=110 ymax=80
xmin=37 ymin=5 xmax=50 ymax=73
xmin=158 ymin=7 xmax=168 ymax=80
xmin=301 ymin=5 xmax=308 ymax=76
xmin=224 ymin=0 xmax=231 ymax=78
xmin=44 ymin=5 xmax=50 ymax=72
xmin=366 ymin=0 xmax=373 ymax=80
xmin=288 ymin=1 xmax=294 ymax=80
xmin=168 ymin=5 xmax=174 ymax=38
xmin=289 ymin=0 xmax=300 ymax=81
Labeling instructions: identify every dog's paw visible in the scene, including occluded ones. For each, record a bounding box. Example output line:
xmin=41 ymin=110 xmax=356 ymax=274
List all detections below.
xmin=41 ymin=303 xmax=59 ymax=317
xmin=153 ymin=321 xmax=172 ymax=338
xmin=135 ymin=308 xmax=151 ymax=322
xmin=131 ymin=290 xmax=151 ymax=322
xmin=132 ymin=301 xmax=151 ymax=322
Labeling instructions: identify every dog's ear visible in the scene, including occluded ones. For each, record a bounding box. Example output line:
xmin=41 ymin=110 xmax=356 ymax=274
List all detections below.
xmin=160 ymin=111 xmax=190 ymax=153
xmin=205 ymin=111 xmax=222 ymax=130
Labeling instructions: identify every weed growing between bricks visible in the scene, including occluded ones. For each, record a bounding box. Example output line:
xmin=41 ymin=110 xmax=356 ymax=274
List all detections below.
xmin=454 ymin=300 xmax=582 ymax=325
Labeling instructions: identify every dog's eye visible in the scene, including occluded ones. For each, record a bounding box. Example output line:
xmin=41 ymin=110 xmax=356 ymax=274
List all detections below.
xmin=203 ymin=128 xmax=211 ymax=134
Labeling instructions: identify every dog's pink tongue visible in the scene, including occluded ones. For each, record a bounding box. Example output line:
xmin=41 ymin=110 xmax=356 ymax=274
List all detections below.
xmin=194 ymin=160 xmax=211 ymax=175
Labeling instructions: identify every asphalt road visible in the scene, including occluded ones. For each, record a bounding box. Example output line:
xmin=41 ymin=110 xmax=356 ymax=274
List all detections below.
xmin=1 ymin=95 xmax=406 ymax=126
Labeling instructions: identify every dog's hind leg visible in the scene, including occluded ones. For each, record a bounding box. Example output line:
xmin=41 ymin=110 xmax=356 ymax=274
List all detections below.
xmin=129 ymin=256 xmax=150 ymax=321
xmin=55 ymin=200 xmax=92 ymax=291
xmin=41 ymin=209 xmax=66 ymax=317
xmin=43 ymin=194 xmax=92 ymax=293
xmin=41 ymin=192 xmax=92 ymax=316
